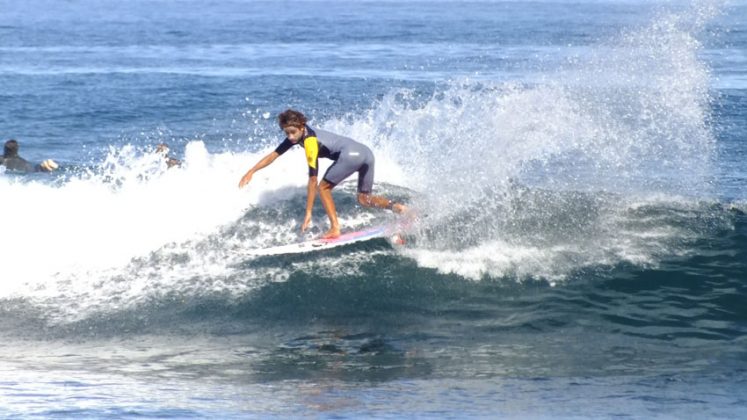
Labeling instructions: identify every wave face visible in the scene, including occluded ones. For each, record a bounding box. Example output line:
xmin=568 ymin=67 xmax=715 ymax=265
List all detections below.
xmin=0 ymin=0 xmax=738 ymax=327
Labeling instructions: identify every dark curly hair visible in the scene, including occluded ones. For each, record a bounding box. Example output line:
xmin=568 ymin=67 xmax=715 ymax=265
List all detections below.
xmin=3 ymin=139 xmax=19 ymax=157
xmin=278 ymin=109 xmax=307 ymax=129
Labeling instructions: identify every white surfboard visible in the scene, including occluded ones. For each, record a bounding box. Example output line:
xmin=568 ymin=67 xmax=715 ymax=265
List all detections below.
xmin=246 ymin=224 xmax=404 ymax=256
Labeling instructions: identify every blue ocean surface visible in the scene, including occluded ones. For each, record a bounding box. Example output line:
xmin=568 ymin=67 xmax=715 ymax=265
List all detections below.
xmin=1 ymin=0 xmax=746 ymax=418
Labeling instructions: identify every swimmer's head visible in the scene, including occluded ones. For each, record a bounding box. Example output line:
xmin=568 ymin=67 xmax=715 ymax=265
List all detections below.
xmin=3 ymin=139 xmax=19 ymax=157
xmin=156 ymin=143 xmax=170 ymax=155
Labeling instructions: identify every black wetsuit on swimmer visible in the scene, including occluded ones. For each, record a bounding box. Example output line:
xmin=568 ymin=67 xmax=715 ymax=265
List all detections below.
xmin=2 ymin=140 xmax=52 ymax=173
xmin=274 ymin=126 xmax=376 ymax=193
xmin=1 ymin=154 xmax=35 ymax=172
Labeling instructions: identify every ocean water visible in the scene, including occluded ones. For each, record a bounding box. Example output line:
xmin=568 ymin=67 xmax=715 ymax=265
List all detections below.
xmin=1 ymin=0 xmax=746 ymax=418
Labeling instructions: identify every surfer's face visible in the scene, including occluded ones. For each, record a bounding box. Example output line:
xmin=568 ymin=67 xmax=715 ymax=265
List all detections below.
xmin=283 ymin=125 xmax=305 ymax=143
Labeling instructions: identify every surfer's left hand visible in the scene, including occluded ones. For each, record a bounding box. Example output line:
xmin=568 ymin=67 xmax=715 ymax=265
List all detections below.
xmin=301 ymin=213 xmax=312 ymax=232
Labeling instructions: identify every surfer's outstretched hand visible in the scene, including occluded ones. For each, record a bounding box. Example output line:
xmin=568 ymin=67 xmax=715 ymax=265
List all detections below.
xmin=238 ymin=172 xmax=253 ymax=188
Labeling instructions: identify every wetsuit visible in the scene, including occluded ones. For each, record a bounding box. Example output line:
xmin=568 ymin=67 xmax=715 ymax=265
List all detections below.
xmin=274 ymin=126 xmax=376 ymax=193
xmin=0 ymin=155 xmax=35 ymax=172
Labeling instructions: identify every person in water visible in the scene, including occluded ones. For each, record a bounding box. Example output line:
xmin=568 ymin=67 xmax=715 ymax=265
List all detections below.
xmin=155 ymin=143 xmax=181 ymax=168
xmin=238 ymin=109 xmax=406 ymax=239
xmin=1 ymin=139 xmax=58 ymax=173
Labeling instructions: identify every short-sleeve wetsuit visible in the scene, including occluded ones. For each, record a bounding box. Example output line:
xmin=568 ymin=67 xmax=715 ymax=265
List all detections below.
xmin=274 ymin=125 xmax=376 ymax=193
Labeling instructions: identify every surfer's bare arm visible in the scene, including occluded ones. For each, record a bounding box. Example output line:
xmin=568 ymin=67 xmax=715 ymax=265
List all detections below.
xmin=302 ymin=175 xmax=318 ymax=232
xmin=239 ymin=151 xmax=280 ymax=188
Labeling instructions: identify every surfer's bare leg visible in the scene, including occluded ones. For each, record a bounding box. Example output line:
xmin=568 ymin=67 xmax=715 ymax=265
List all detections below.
xmin=319 ymin=180 xmax=341 ymax=239
xmin=357 ymin=193 xmax=407 ymax=214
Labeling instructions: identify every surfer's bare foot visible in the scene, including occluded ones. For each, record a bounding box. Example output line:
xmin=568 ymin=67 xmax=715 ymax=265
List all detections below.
xmin=322 ymin=227 xmax=341 ymax=239
xmin=392 ymin=203 xmax=408 ymax=214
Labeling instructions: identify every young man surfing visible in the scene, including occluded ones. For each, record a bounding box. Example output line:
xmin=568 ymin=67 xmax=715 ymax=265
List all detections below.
xmin=239 ymin=109 xmax=406 ymax=239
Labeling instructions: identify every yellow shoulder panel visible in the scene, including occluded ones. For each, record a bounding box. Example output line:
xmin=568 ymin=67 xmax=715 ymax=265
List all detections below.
xmin=304 ymin=136 xmax=319 ymax=169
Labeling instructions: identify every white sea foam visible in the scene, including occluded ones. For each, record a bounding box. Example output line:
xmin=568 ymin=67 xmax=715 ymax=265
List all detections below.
xmin=0 ymin=1 xmax=727 ymax=320
xmin=327 ymin=2 xmax=722 ymax=282
xmin=0 ymin=133 xmax=412 ymax=321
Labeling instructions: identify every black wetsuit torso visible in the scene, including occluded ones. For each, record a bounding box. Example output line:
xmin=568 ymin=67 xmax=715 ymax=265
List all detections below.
xmin=1 ymin=155 xmax=35 ymax=172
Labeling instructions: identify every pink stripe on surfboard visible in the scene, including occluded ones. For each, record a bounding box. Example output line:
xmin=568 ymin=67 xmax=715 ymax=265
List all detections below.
xmin=318 ymin=226 xmax=388 ymax=244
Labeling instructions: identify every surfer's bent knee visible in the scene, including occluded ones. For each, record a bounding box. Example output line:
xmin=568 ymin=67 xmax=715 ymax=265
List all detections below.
xmin=357 ymin=193 xmax=393 ymax=210
xmin=358 ymin=193 xmax=384 ymax=208
xmin=357 ymin=193 xmax=371 ymax=207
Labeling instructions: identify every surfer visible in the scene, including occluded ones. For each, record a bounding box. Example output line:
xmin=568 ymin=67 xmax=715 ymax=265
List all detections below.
xmin=1 ymin=139 xmax=59 ymax=173
xmin=238 ymin=109 xmax=407 ymax=239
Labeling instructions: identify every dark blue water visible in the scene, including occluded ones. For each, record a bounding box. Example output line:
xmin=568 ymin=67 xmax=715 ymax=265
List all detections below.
xmin=1 ymin=0 xmax=746 ymax=418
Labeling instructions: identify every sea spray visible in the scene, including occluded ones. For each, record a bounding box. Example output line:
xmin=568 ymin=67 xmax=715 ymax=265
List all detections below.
xmin=334 ymin=2 xmax=723 ymax=281
xmin=0 ymin=142 xmax=257 ymax=314
xmin=0 ymin=0 xmax=730 ymax=320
